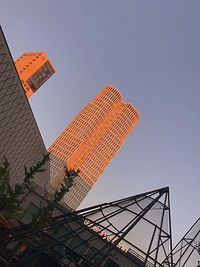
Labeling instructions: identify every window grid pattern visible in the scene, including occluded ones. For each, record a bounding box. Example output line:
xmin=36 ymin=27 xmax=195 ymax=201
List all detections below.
xmin=0 ymin=29 xmax=50 ymax=187
xmin=48 ymin=86 xmax=123 ymax=164
xmin=15 ymin=52 xmax=55 ymax=98
xmin=49 ymin=85 xmax=140 ymax=209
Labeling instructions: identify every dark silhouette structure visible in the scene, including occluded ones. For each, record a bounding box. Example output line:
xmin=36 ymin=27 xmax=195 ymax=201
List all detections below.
xmin=164 ymin=217 xmax=200 ymax=267
xmin=0 ymin=187 xmax=173 ymax=267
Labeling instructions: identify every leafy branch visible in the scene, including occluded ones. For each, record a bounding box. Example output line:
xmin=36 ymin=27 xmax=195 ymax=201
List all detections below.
xmin=0 ymin=153 xmax=79 ymax=228
xmin=0 ymin=154 xmax=50 ymax=220
xmin=32 ymin=167 xmax=80 ymax=228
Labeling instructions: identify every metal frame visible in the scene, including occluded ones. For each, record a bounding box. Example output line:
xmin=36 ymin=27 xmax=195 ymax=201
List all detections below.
xmin=163 ymin=218 xmax=200 ymax=267
xmin=0 ymin=187 xmax=173 ymax=267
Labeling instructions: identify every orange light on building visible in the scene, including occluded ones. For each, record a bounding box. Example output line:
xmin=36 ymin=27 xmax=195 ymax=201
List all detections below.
xmin=48 ymin=85 xmax=140 ymax=209
xmin=15 ymin=52 xmax=55 ymax=98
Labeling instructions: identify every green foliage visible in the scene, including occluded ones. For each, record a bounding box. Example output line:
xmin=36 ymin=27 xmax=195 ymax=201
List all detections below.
xmin=31 ymin=201 xmax=54 ymax=228
xmin=54 ymin=167 xmax=79 ymax=202
xmin=32 ymin=167 xmax=79 ymax=228
xmin=0 ymin=153 xmax=78 ymax=228
xmin=0 ymin=158 xmax=23 ymax=219
xmin=0 ymin=155 xmax=78 ymax=265
xmin=23 ymin=153 xmax=50 ymax=190
xmin=0 ymin=154 xmax=50 ymax=220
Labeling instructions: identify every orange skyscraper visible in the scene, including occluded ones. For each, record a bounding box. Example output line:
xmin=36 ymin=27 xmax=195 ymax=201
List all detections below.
xmin=15 ymin=52 xmax=55 ymax=98
xmin=48 ymin=85 xmax=140 ymax=209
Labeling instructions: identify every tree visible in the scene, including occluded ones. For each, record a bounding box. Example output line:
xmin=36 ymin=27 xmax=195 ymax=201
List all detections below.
xmin=0 ymin=156 xmax=79 ymax=266
xmin=31 ymin=167 xmax=80 ymax=228
xmin=54 ymin=167 xmax=80 ymax=202
xmin=0 ymin=154 xmax=50 ymax=221
xmin=0 ymin=153 xmax=79 ymax=225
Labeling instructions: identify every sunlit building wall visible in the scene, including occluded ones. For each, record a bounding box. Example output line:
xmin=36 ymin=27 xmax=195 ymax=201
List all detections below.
xmin=48 ymin=85 xmax=140 ymax=209
xmin=15 ymin=52 xmax=55 ymax=98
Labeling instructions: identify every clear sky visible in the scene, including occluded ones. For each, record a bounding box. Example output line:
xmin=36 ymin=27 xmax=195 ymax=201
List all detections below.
xmin=1 ymin=0 xmax=199 ymax=244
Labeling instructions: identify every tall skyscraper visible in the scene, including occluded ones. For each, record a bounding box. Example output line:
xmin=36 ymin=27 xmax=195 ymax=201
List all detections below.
xmin=15 ymin=52 xmax=55 ymax=98
xmin=48 ymin=85 xmax=140 ymax=209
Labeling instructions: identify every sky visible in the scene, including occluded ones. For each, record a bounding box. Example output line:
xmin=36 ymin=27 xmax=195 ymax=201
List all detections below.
xmin=1 ymin=0 xmax=199 ymax=244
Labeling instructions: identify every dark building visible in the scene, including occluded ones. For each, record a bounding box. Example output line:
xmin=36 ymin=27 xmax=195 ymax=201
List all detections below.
xmin=0 ymin=27 xmax=50 ymax=187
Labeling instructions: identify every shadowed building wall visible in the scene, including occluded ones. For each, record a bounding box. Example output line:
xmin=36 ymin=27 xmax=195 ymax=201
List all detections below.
xmin=15 ymin=52 xmax=55 ymax=98
xmin=0 ymin=27 xmax=50 ymax=187
xmin=48 ymin=85 xmax=140 ymax=209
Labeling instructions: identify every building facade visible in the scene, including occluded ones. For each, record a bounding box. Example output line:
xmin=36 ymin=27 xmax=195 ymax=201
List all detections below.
xmin=0 ymin=27 xmax=50 ymax=187
xmin=15 ymin=51 xmax=55 ymax=98
xmin=48 ymin=85 xmax=140 ymax=209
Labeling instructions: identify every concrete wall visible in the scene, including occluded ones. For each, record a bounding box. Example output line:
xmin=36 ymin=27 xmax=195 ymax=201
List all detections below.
xmin=0 ymin=27 xmax=50 ymax=188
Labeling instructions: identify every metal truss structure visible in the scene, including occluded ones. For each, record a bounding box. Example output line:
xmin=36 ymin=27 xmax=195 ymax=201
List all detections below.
xmin=163 ymin=218 xmax=200 ymax=267
xmin=0 ymin=187 xmax=173 ymax=267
